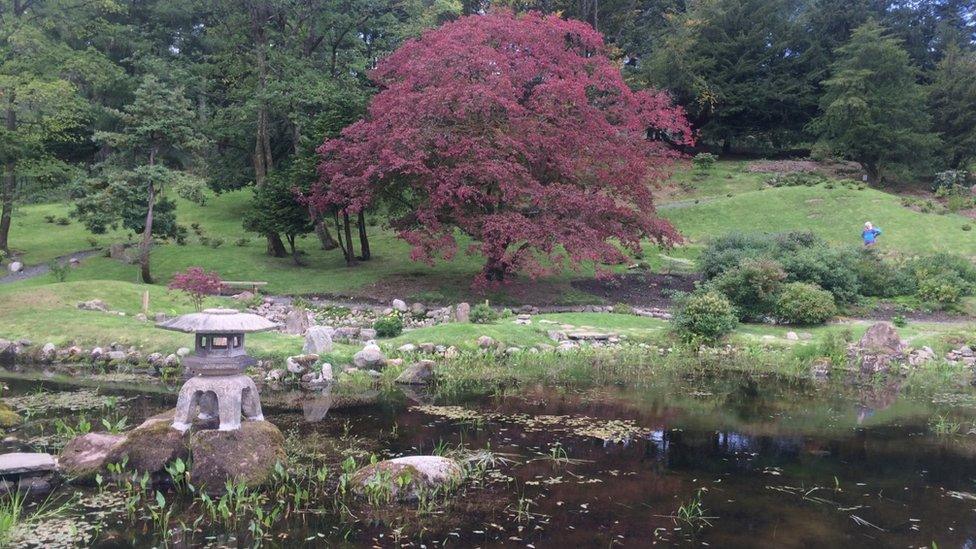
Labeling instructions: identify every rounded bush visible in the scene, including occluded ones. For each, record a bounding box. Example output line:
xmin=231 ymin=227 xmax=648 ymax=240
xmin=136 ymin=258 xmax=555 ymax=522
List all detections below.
xmin=692 ymin=152 xmax=717 ymax=171
xmin=469 ymin=303 xmax=499 ymax=324
xmin=671 ymin=291 xmax=738 ymax=345
xmin=373 ymin=314 xmax=404 ymax=338
xmin=916 ymin=274 xmax=964 ymax=306
xmin=709 ymin=258 xmax=786 ymax=321
xmin=775 ymin=282 xmax=836 ymax=325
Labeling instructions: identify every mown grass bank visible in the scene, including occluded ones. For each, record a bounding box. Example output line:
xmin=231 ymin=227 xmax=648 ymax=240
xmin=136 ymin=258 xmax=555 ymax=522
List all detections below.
xmin=5 ymin=162 xmax=973 ymax=301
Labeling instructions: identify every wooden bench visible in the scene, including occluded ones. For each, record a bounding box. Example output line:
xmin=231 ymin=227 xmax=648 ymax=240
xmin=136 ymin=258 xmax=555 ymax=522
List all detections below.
xmin=220 ymin=281 xmax=268 ymax=294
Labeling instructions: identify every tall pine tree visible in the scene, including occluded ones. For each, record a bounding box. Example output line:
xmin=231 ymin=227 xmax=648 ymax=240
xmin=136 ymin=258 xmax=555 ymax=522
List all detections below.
xmin=810 ymin=21 xmax=939 ymax=184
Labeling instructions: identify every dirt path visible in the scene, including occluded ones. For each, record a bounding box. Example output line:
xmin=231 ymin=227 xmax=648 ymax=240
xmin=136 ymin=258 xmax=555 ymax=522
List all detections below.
xmin=0 ymin=249 xmax=102 ymax=285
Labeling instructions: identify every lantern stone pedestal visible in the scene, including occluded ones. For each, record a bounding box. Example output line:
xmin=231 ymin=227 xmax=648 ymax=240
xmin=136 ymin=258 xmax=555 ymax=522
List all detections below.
xmin=172 ymin=374 xmax=264 ymax=432
xmin=157 ymin=308 xmax=278 ymax=433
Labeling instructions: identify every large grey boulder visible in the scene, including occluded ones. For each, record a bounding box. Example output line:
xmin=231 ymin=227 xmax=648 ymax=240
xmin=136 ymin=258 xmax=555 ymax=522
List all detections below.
xmin=454 ymin=302 xmax=470 ymax=323
xmin=286 ymin=354 xmax=319 ymax=375
xmin=353 ymin=341 xmax=386 ymax=369
xmin=60 ymin=433 xmax=126 ymax=481
xmin=7 ymin=261 xmax=22 ymax=273
xmin=104 ymin=420 xmax=187 ymax=475
xmin=351 ymin=456 xmax=463 ymax=502
xmin=395 ymin=360 xmax=436 ymax=385
xmin=303 ymin=326 xmax=334 ymax=355
xmin=858 ymin=322 xmax=905 ymax=354
xmin=392 ymin=299 xmax=408 ymax=312
xmin=283 ymin=308 xmax=311 ymax=335
xmin=854 ymin=322 xmax=907 ymax=374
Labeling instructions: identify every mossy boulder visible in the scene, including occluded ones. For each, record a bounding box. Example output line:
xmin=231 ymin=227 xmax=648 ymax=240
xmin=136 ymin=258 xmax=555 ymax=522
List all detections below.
xmin=105 ymin=420 xmax=188 ymax=475
xmin=351 ymin=456 xmax=463 ymax=502
xmin=0 ymin=403 xmax=21 ymax=427
xmin=189 ymin=421 xmax=286 ymax=494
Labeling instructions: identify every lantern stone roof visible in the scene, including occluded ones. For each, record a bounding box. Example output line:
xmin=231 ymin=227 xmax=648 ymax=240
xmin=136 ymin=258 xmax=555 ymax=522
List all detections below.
xmin=156 ymin=308 xmax=279 ymax=334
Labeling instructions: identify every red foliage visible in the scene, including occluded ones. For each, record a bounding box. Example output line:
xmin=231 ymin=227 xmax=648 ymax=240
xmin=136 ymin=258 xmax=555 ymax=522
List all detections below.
xmin=311 ymin=10 xmax=693 ymax=285
xmin=168 ymin=267 xmax=223 ymax=310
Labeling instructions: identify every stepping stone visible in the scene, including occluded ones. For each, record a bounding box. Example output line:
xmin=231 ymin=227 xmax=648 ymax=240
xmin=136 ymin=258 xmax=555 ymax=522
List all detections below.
xmin=567 ymin=331 xmax=613 ymax=341
xmin=0 ymin=452 xmax=57 ymax=475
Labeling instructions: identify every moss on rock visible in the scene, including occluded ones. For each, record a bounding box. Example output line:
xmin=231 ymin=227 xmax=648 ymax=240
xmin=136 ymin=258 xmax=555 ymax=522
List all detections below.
xmin=189 ymin=421 xmax=286 ymax=494
xmin=0 ymin=403 xmax=21 ymax=427
xmin=105 ymin=420 xmax=188 ymax=475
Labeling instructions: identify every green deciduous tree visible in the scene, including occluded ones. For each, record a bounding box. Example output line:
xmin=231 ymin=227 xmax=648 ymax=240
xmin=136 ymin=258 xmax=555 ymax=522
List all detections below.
xmin=75 ymin=75 xmax=205 ymax=283
xmin=0 ymin=0 xmax=121 ymax=255
xmin=810 ymin=21 xmax=939 ymax=184
xmin=243 ymin=169 xmax=314 ymax=265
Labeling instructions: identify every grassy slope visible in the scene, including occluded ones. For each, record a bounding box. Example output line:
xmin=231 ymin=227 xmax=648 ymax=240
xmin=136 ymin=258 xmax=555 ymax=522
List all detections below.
xmin=4 ymin=161 xmax=973 ymax=300
xmin=0 ymin=280 xmax=306 ymax=359
xmin=664 ymin=182 xmax=976 ymax=254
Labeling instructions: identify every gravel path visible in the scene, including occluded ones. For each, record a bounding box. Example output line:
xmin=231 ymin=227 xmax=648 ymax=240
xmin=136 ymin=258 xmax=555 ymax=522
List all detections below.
xmin=0 ymin=249 xmax=103 ymax=285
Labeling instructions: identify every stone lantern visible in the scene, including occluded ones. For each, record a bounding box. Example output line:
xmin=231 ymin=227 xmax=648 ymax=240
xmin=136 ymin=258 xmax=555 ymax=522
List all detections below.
xmin=157 ymin=308 xmax=278 ymax=432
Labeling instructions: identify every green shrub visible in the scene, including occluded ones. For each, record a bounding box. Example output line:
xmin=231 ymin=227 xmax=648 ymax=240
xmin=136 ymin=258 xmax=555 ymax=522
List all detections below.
xmin=671 ymin=291 xmax=738 ymax=345
xmin=911 ymin=252 xmax=976 ymax=286
xmin=916 ymin=274 xmax=965 ymax=307
xmin=209 ymin=237 xmax=224 ymax=249
xmin=48 ymin=261 xmax=70 ymax=283
xmin=892 ymin=315 xmax=907 ymax=328
xmin=709 ymin=259 xmax=786 ymax=321
xmin=775 ymin=282 xmax=836 ymax=325
xmin=55 ymin=216 xmax=70 ymax=226
xmin=932 ymin=169 xmax=970 ymax=192
xmin=964 ymin=224 xmax=972 ymax=232
xmin=43 ymin=215 xmax=56 ymax=224
xmin=779 ymin=245 xmax=860 ymax=303
xmin=470 ymin=303 xmax=499 ymax=324
xmin=699 ymin=232 xmax=778 ymax=279
xmin=765 ymin=172 xmax=828 ymax=188
xmin=235 ymin=237 xmax=251 ymax=247
xmin=692 ymin=152 xmax=717 ymax=171
xmin=373 ymin=314 xmax=404 ymax=338
xmin=611 ymin=303 xmax=633 ymax=315
xmin=854 ymin=249 xmax=916 ymax=297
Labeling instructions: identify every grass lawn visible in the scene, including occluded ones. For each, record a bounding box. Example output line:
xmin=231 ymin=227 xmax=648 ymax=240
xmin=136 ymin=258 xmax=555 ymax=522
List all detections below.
xmin=4 ymin=161 xmax=973 ymax=301
xmin=664 ymin=182 xmax=976 ymax=255
xmin=1 ymin=280 xmax=970 ymax=366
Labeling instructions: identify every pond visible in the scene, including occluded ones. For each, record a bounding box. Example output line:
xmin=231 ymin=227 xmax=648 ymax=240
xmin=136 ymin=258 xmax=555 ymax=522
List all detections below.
xmin=2 ymin=369 xmax=976 ymax=547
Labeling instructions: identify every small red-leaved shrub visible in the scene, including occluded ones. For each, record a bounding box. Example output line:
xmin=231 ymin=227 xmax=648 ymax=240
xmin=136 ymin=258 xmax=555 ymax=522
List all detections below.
xmin=169 ymin=267 xmax=223 ymax=310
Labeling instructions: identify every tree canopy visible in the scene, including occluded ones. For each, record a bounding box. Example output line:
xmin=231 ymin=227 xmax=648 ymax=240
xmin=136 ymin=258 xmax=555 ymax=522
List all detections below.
xmin=810 ymin=21 xmax=939 ymax=183
xmin=311 ymin=10 xmax=692 ymax=284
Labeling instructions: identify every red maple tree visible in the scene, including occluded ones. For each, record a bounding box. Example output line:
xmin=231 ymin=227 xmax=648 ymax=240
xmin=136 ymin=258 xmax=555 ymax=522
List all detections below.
xmin=311 ymin=10 xmax=692 ymax=284
xmin=169 ymin=267 xmax=223 ymax=311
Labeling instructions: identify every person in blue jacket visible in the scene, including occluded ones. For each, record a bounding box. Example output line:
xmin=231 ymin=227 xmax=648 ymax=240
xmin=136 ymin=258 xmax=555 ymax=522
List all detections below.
xmin=862 ymin=221 xmax=881 ymax=246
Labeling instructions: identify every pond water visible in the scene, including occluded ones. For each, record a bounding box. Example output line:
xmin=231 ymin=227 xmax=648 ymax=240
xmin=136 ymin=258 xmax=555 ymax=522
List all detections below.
xmin=3 ymin=369 xmax=976 ymax=547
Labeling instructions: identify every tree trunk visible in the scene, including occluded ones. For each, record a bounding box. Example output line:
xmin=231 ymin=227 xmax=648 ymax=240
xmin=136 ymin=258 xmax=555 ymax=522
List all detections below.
xmin=267 ymin=233 xmax=287 ymax=257
xmin=357 ymin=210 xmax=370 ymax=261
xmin=0 ymin=93 xmax=16 ymax=255
xmin=314 ymin=219 xmax=338 ymax=250
xmin=287 ymin=234 xmax=303 ymax=266
xmin=482 ymin=255 xmax=509 ymax=282
xmin=333 ymin=211 xmax=349 ymax=259
xmin=0 ymin=162 xmax=14 ymax=256
xmin=250 ymin=5 xmax=280 ymax=257
xmin=140 ymin=179 xmax=156 ymax=284
xmin=342 ymin=211 xmax=355 ymax=266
